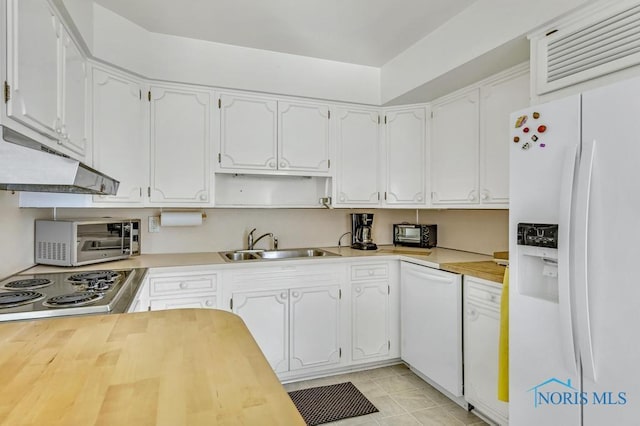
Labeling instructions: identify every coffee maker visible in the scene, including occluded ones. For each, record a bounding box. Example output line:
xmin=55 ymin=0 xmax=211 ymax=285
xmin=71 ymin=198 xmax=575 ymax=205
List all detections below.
xmin=351 ymin=213 xmax=378 ymax=250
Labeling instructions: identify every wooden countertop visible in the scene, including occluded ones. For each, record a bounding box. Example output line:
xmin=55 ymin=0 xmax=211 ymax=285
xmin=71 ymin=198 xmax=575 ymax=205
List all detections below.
xmin=439 ymin=261 xmax=507 ymax=284
xmin=0 ymin=309 xmax=305 ymax=426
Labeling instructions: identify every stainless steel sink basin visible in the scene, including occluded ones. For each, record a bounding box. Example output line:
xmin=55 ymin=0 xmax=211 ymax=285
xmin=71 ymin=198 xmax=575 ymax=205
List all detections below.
xmin=220 ymin=248 xmax=339 ymax=262
xmin=221 ymin=251 xmax=261 ymax=261
xmin=258 ymin=248 xmax=338 ymax=259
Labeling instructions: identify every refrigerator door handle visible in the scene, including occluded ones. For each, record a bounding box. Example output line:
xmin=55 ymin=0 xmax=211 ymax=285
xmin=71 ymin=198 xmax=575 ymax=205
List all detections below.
xmin=574 ymin=138 xmax=597 ymax=382
xmin=558 ymin=145 xmax=579 ymax=375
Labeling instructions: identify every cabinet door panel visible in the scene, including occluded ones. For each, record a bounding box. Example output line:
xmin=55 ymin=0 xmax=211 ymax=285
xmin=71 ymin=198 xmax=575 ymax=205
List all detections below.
xmin=7 ymin=0 xmax=60 ymax=136
xmin=92 ymin=68 xmax=146 ymax=205
xmin=385 ymin=108 xmax=426 ymax=205
xmin=219 ymin=93 xmax=277 ymax=171
xmin=60 ymin=31 xmax=88 ymax=157
xmin=431 ymin=89 xmax=480 ymax=205
xmin=335 ymin=108 xmax=380 ymax=205
xmin=289 ymin=286 xmax=341 ymax=370
xmin=278 ymin=101 xmax=330 ymax=173
xmin=233 ymin=290 xmax=289 ymax=373
xmin=480 ymin=71 xmax=529 ymax=205
xmin=352 ymin=282 xmax=389 ymax=361
xmin=150 ymin=86 xmax=211 ymax=204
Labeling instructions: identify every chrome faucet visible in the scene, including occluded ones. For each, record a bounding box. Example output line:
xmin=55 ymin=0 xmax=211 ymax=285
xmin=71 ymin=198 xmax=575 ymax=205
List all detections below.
xmin=338 ymin=231 xmax=352 ymax=248
xmin=247 ymin=228 xmax=278 ymax=250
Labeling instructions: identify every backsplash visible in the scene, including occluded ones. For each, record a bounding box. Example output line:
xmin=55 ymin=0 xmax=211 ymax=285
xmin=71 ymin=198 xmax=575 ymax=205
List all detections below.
xmin=0 ymin=192 xmax=48 ymax=278
xmin=0 ymin=191 xmax=509 ymax=279
xmin=52 ymin=207 xmax=508 ymax=255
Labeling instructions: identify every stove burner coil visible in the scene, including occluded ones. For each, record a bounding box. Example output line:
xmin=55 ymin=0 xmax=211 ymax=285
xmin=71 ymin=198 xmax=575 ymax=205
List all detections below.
xmin=67 ymin=271 xmax=121 ymax=284
xmin=0 ymin=291 xmax=46 ymax=308
xmin=43 ymin=291 xmax=104 ymax=308
xmin=3 ymin=278 xmax=53 ymax=290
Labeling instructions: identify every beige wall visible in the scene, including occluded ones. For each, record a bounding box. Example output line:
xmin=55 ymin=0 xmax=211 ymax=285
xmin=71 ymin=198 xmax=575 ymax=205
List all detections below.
xmin=54 ymin=207 xmax=508 ymax=256
xmin=0 ymin=193 xmax=49 ymax=278
xmin=417 ymin=209 xmax=509 ymax=255
xmin=0 ymin=201 xmax=508 ymax=278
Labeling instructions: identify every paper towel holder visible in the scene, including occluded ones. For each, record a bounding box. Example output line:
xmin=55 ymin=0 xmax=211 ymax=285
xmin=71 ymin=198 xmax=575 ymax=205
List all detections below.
xmin=159 ymin=209 xmax=207 ymax=227
xmin=159 ymin=208 xmax=207 ymax=219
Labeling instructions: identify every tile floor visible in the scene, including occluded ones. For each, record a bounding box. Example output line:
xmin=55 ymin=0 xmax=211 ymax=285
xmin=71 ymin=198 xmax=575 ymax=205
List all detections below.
xmin=283 ymin=364 xmax=489 ymax=426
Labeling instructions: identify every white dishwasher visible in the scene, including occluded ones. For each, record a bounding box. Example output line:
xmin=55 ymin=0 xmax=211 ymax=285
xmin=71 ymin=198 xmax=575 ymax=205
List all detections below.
xmin=400 ymin=261 xmax=463 ymax=397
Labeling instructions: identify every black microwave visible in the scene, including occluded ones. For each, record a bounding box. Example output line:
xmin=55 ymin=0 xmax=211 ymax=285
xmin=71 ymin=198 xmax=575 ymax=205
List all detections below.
xmin=393 ymin=223 xmax=437 ymax=248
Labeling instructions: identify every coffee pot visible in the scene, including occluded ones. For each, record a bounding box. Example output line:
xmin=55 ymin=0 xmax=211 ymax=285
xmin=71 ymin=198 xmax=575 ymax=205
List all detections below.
xmin=351 ymin=213 xmax=378 ymax=250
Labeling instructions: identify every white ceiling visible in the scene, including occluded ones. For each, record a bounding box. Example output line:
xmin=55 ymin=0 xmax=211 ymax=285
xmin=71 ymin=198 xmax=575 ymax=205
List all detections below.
xmin=94 ymin=0 xmax=477 ymax=66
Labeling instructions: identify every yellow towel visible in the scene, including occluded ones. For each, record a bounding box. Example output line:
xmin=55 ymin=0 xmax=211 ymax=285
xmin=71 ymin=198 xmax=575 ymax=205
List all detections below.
xmin=497 ymin=266 xmax=509 ymax=402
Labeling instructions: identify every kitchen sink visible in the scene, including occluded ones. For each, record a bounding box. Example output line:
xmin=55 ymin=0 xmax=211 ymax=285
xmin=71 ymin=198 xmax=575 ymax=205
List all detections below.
xmin=220 ymin=248 xmax=339 ymax=262
xmin=258 ymin=248 xmax=338 ymax=259
xmin=222 ymin=251 xmax=261 ymax=261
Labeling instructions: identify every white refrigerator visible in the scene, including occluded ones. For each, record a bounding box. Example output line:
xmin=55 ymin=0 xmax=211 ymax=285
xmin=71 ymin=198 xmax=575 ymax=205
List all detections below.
xmin=509 ymin=76 xmax=640 ymax=425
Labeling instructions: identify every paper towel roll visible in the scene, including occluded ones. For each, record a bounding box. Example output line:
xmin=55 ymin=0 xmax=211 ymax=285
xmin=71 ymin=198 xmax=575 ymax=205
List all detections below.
xmin=160 ymin=211 xmax=203 ymax=227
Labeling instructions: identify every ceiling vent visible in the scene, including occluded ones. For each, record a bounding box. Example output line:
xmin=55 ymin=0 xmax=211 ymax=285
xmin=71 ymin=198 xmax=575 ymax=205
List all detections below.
xmin=534 ymin=2 xmax=640 ymax=94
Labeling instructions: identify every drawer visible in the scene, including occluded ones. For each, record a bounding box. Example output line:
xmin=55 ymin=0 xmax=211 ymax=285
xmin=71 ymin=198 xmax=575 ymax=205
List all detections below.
xmin=351 ymin=263 xmax=389 ymax=281
xmin=149 ymin=295 xmax=217 ymax=311
xmin=465 ymin=281 xmax=502 ymax=309
xmin=149 ymin=273 xmax=218 ymax=297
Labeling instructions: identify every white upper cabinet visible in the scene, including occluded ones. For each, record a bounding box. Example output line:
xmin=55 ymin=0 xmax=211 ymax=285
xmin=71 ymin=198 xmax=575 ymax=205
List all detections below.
xmin=383 ymin=106 xmax=427 ymax=206
xmin=92 ymin=66 xmax=147 ymax=205
xmin=278 ymin=100 xmax=330 ymax=174
xmin=6 ymin=0 xmax=59 ymax=137
xmin=334 ymin=107 xmax=381 ymax=206
xmin=60 ymin=30 xmax=88 ymax=157
xmin=480 ymin=69 xmax=530 ymax=205
xmin=5 ymin=0 xmax=88 ymax=160
xmin=430 ymin=64 xmax=529 ymax=208
xmin=431 ymin=89 xmax=480 ymax=205
xmin=218 ymin=92 xmax=278 ymax=171
xmin=149 ymin=84 xmax=213 ymax=205
xmin=217 ymin=92 xmax=331 ymax=176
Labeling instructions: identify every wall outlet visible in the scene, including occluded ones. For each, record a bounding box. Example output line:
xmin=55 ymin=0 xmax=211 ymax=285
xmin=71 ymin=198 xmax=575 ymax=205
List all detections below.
xmin=148 ymin=216 xmax=161 ymax=233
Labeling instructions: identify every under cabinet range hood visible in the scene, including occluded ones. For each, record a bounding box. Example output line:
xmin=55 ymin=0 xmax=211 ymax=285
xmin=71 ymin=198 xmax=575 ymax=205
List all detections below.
xmin=0 ymin=126 xmax=119 ymax=195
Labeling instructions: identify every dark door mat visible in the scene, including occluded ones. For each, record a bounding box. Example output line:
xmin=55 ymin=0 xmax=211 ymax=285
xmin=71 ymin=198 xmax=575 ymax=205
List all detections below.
xmin=288 ymin=381 xmax=378 ymax=425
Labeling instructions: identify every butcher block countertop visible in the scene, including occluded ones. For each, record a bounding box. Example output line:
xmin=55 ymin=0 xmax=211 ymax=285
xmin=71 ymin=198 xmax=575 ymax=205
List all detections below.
xmin=439 ymin=261 xmax=507 ymax=284
xmin=0 ymin=309 xmax=304 ymax=426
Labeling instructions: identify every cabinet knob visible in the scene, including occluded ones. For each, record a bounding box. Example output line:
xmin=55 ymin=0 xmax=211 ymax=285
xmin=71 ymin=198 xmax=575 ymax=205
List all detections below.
xmin=481 ymin=192 xmax=489 ymax=201
xmin=281 ymin=292 xmax=288 ymax=299
xmin=205 ymin=300 xmax=213 ymax=307
xmin=280 ymin=161 xmax=286 ymax=168
xmin=199 ymin=194 xmax=207 ymax=201
xmin=467 ymin=308 xmax=478 ymax=320
xmin=368 ymin=270 xmax=374 ymax=276
xmin=292 ymin=291 xmax=299 ymax=298
xmin=339 ymin=196 xmax=345 ymax=202
xmin=468 ymin=193 xmax=476 ymax=201
xmin=355 ymin=287 xmax=362 ymax=293
xmin=179 ymin=282 xmax=187 ymax=289
xmin=269 ymin=161 xmax=276 ymax=168
xmin=417 ymin=196 xmax=423 ymax=201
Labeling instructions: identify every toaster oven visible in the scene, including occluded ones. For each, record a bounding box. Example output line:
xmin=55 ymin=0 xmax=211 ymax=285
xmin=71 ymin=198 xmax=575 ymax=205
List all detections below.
xmin=35 ymin=218 xmax=141 ymax=266
xmin=393 ymin=223 xmax=437 ymax=248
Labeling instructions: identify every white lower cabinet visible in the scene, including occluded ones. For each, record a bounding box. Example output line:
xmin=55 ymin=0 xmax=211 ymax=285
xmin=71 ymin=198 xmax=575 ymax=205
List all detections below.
xmin=289 ymin=286 xmax=341 ymax=370
xmin=464 ymin=276 xmax=508 ymax=425
xmin=134 ymin=268 xmax=219 ymax=312
xmin=231 ymin=289 xmax=290 ymax=373
xmin=227 ymin=264 xmax=344 ymax=378
xmin=400 ymin=262 xmax=463 ymax=397
xmin=349 ymin=262 xmax=399 ymax=363
xmin=232 ymin=285 xmax=342 ymax=374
